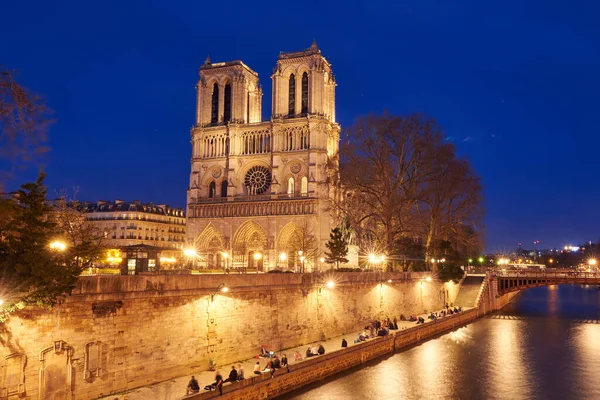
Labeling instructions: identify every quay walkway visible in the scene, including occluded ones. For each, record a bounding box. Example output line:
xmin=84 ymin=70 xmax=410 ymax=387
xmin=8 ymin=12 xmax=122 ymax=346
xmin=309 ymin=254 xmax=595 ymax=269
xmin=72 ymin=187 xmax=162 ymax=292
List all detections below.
xmin=100 ymin=309 xmax=468 ymax=400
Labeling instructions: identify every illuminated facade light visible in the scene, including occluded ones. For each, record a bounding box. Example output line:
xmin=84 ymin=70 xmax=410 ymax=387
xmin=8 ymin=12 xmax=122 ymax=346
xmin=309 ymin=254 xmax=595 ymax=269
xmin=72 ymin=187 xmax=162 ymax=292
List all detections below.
xmin=49 ymin=241 xmax=67 ymax=251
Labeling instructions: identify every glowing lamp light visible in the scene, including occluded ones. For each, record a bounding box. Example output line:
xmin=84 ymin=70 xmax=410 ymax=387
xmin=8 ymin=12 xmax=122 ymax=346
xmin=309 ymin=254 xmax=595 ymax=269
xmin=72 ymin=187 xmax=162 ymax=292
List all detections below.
xmin=183 ymin=248 xmax=197 ymax=257
xmin=425 ymin=277 xmax=432 ymax=282
xmin=222 ymin=252 xmax=229 ymax=259
xmin=49 ymin=241 xmax=67 ymax=251
xmin=478 ymin=257 xmax=484 ymax=263
xmin=589 ymin=258 xmax=597 ymax=266
xmin=326 ymin=281 xmax=335 ymax=289
xmin=369 ymin=253 xmax=376 ymax=263
xmin=0 ymin=299 xmax=3 ymax=306
xmin=221 ymin=286 xmax=229 ymax=293
xmin=387 ymin=279 xmax=392 ymax=283
xmin=279 ymin=252 xmax=287 ymax=262
xmin=319 ymin=257 xmax=325 ymax=263
xmin=253 ymin=253 xmax=262 ymax=260
xmin=379 ymin=255 xmax=386 ymax=262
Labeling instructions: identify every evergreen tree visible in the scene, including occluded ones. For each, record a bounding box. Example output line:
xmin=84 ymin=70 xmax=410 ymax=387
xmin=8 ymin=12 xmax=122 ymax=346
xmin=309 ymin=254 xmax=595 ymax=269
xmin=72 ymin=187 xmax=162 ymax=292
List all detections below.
xmin=325 ymin=227 xmax=349 ymax=269
xmin=0 ymin=174 xmax=94 ymax=321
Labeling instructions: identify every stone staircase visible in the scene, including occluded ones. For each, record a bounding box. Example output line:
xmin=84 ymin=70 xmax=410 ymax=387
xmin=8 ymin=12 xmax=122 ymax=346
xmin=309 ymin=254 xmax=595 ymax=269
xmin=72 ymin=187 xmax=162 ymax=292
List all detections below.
xmin=454 ymin=275 xmax=486 ymax=308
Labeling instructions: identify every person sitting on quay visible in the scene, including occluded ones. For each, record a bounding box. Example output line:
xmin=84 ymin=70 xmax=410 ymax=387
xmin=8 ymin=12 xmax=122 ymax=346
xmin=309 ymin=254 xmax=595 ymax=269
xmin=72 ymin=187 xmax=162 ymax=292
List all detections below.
xmin=253 ymin=361 xmax=261 ymax=375
xmin=318 ymin=344 xmax=325 ymax=355
xmin=260 ymin=346 xmax=273 ymax=358
xmin=223 ymin=365 xmax=238 ymax=384
xmin=272 ymin=355 xmax=281 ymax=370
xmin=294 ymin=350 xmax=303 ymax=361
xmin=306 ymin=347 xmax=314 ymax=358
xmin=341 ymin=338 xmax=348 ymax=348
xmin=400 ymin=314 xmax=407 ymax=321
xmin=428 ymin=312 xmax=437 ymax=321
xmin=377 ymin=326 xmax=389 ymax=336
xmin=409 ymin=315 xmax=418 ymax=322
xmin=263 ymin=359 xmax=273 ymax=373
xmin=236 ymin=364 xmax=244 ymax=381
xmin=416 ymin=317 xmax=425 ymax=325
xmin=281 ymin=354 xmax=289 ymax=372
xmin=186 ymin=376 xmax=200 ymax=395
xmin=392 ymin=317 xmax=399 ymax=330
xmin=204 ymin=370 xmax=224 ymax=395
xmin=311 ymin=345 xmax=319 ymax=356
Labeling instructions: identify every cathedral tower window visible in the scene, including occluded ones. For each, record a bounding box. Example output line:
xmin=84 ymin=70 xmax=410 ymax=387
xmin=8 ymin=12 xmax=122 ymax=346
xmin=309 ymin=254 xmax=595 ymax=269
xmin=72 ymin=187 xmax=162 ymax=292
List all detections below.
xmin=301 ymin=177 xmax=308 ymax=195
xmin=288 ymin=74 xmax=295 ymax=116
xmin=301 ymin=72 xmax=308 ymax=114
xmin=224 ymin=83 xmax=232 ymax=123
xmin=211 ymin=83 xmax=219 ymax=124
xmin=209 ymin=181 xmax=216 ymax=198
xmin=287 ymin=177 xmax=295 ymax=196
xmin=221 ymin=180 xmax=228 ymax=197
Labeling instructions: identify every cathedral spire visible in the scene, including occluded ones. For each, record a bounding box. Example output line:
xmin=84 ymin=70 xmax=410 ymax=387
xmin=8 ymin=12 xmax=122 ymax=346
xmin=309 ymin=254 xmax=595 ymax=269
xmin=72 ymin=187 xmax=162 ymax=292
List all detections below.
xmin=204 ymin=54 xmax=211 ymax=66
xmin=310 ymin=39 xmax=318 ymax=50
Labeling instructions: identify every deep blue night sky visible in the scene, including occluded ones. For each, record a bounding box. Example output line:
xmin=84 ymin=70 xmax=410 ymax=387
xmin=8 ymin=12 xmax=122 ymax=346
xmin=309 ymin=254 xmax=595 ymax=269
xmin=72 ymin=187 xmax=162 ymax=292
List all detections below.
xmin=3 ymin=0 xmax=599 ymax=251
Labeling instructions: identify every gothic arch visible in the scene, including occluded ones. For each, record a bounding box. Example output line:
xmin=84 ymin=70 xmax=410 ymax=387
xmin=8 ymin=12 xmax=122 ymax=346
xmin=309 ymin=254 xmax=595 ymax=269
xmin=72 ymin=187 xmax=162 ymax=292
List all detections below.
xmin=232 ymin=220 xmax=268 ymax=270
xmin=194 ymin=224 xmax=227 ymax=269
xmin=195 ymin=224 xmax=225 ymax=249
xmin=275 ymin=222 xmax=305 ymax=270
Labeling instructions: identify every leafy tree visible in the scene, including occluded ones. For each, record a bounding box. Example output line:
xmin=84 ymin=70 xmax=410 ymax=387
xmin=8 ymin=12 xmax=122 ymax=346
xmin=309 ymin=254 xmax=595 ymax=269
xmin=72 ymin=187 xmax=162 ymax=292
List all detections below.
xmin=325 ymin=227 xmax=349 ymax=269
xmin=0 ymin=174 xmax=100 ymax=322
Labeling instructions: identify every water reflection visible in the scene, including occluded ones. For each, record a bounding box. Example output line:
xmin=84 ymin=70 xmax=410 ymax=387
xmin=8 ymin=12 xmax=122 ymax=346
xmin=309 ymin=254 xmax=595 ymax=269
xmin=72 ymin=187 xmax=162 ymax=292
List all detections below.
xmin=282 ymin=285 xmax=600 ymax=400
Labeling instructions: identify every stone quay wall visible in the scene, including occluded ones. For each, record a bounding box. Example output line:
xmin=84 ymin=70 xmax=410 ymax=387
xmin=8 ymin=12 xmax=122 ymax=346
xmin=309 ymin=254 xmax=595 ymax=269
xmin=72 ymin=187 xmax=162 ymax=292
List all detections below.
xmin=188 ymin=309 xmax=479 ymax=400
xmin=0 ymin=272 xmax=458 ymax=400
xmin=187 ymin=277 xmax=517 ymax=400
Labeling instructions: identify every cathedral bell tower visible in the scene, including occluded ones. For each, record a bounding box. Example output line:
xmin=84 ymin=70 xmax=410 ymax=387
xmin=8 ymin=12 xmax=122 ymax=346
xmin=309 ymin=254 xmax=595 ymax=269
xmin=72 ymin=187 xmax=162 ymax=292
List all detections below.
xmin=196 ymin=57 xmax=262 ymax=126
xmin=271 ymin=40 xmax=336 ymax=123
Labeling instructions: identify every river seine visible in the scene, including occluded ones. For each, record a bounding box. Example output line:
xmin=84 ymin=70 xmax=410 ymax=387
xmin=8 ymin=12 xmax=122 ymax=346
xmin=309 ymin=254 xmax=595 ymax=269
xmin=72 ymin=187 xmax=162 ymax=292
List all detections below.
xmin=282 ymin=284 xmax=600 ymax=400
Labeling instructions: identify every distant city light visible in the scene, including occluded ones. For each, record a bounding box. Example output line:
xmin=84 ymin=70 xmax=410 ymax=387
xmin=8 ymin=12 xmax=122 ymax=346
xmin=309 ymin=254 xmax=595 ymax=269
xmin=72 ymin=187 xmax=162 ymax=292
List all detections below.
xmin=183 ymin=248 xmax=197 ymax=257
xmin=326 ymin=281 xmax=335 ymax=289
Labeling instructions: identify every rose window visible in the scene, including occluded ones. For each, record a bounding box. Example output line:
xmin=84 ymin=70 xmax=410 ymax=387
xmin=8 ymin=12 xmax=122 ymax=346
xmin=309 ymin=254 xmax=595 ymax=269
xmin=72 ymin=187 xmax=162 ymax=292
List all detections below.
xmin=244 ymin=166 xmax=271 ymax=195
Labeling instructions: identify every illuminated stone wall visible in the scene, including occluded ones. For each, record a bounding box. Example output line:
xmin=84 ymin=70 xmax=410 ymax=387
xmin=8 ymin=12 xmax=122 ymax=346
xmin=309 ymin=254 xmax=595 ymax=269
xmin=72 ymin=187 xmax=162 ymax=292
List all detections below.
xmin=0 ymin=273 xmax=458 ymax=399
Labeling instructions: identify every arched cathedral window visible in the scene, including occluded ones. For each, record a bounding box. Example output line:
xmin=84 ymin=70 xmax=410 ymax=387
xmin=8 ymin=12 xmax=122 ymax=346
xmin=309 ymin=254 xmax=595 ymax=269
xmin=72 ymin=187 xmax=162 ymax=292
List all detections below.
xmin=221 ymin=180 xmax=228 ymax=197
xmin=288 ymin=177 xmax=295 ymax=196
xmin=301 ymin=72 xmax=308 ymax=114
xmin=301 ymin=177 xmax=308 ymax=195
xmin=209 ymin=181 xmax=216 ymax=198
xmin=211 ymin=83 xmax=219 ymax=124
xmin=224 ymin=83 xmax=232 ymax=123
xmin=288 ymin=74 xmax=295 ymax=116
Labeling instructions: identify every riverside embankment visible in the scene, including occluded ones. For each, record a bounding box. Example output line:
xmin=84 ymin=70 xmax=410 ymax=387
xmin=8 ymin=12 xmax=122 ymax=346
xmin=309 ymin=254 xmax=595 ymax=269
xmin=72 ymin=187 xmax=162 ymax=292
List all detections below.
xmin=1 ymin=272 xmax=461 ymax=399
xmin=185 ymin=275 xmax=515 ymax=400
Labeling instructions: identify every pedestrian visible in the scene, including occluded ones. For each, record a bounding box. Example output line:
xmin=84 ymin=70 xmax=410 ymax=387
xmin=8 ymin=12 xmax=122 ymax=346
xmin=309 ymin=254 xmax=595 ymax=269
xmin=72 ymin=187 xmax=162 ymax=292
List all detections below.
xmin=213 ymin=371 xmax=224 ymax=395
xmin=253 ymin=361 xmax=261 ymax=375
xmin=341 ymin=338 xmax=348 ymax=348
xmin=318 ymin=344 xmax=325 ymax=355
xmin=186 ymin=376 xmax=200 ymax=395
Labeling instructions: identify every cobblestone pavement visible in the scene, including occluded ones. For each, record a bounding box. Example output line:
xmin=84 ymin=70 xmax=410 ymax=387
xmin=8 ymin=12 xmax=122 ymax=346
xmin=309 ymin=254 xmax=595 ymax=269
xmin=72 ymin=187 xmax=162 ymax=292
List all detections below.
xmin=100 ymin=308 xmax=465 ymax=400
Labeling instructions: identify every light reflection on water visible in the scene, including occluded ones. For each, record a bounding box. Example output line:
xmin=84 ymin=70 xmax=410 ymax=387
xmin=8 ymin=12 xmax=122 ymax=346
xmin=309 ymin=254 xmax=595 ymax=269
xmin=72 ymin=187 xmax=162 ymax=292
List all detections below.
xmin=281 ymin=285 xmax=600 ymax=400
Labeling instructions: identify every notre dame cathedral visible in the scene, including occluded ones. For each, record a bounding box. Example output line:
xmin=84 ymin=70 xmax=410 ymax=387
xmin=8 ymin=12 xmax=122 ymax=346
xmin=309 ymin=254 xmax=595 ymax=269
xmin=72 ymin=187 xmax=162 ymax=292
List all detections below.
xmin=186 ymin=41 xmax=340 ymax=271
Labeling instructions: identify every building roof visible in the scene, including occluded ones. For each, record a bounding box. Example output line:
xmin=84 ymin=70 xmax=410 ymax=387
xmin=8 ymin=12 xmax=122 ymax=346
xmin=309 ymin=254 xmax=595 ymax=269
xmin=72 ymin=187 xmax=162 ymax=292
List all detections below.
xmin=279 ymin=40 xmax=321 ymax=60
xmin=199 ymin=59 xmax=258 ymax=77
xmin=84 ymin=200 xmax=185 ymax=217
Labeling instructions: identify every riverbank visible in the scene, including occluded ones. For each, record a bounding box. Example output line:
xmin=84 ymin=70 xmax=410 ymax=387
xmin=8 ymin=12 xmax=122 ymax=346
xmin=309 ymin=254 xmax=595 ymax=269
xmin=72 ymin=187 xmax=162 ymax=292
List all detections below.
xmin=185 ymin=308 xmax=478 ymax=399
xmin=99 ymin=308 xmax=473 ymax=400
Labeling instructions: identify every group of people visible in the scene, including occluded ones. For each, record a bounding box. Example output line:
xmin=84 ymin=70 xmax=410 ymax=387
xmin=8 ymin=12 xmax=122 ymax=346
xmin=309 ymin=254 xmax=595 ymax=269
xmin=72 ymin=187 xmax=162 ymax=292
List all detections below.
xmin=185 ymin=363 xmax=247 ymax=396
xmin=254 ymin=353 xmax=289 ymax=377
xmin=305 ymin=343 xmax=325 ymax=357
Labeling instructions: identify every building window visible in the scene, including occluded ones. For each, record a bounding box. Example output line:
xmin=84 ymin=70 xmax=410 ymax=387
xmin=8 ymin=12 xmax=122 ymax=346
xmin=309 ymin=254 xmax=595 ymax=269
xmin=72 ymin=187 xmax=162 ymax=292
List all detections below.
xmin=148 ymin=259 xmax=156 ymax=272
xmin=127 ymin=259 xmax=136 ymax=275
xmin=223 ymin=84 xmax=231 ymax=123
xmin=209 ymin=181 xmax=216 ymax=198
xmin=211 ymin=83 xmax=219 ymax=124
xmin=84 ymin=342 xmax=101 ymax=379
xmin=221 ymin=180 xmax=228 ymax=197
xmin=287 ymin=177 xmax=295 ymax=196
xmin=288 ymin=74 xmax=295 ymax=116
xmin=301 ymin=72 xmax=308 ymax=114
xmin=301 ymin=177 xmax=308 ymax=195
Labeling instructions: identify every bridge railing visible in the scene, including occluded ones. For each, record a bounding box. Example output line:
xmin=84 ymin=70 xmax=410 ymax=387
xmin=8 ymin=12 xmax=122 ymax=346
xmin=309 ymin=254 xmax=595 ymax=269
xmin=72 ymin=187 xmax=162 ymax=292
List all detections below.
xmin=493 ymin=269 xmax=600 ymax=279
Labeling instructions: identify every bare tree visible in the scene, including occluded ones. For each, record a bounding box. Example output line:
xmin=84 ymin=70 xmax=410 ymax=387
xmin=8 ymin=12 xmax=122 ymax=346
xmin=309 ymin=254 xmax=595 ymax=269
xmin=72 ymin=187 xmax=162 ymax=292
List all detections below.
xmin=0 ymin=67 xmax=53 ymax=184
xmin=333 ymin=113 xmax=484 ymax=270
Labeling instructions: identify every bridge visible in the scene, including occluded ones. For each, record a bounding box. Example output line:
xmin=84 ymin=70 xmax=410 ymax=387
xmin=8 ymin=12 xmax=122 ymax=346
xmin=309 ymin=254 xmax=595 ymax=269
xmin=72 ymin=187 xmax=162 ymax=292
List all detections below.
xmin=494 ymin=270 xmax=600 ymax=294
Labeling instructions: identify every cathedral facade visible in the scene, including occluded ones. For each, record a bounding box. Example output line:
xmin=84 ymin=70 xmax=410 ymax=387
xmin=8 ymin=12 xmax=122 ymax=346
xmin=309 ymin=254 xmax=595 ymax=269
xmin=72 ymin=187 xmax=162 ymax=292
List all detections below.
xmin=186 ymin=42 xmax=340 ymax=271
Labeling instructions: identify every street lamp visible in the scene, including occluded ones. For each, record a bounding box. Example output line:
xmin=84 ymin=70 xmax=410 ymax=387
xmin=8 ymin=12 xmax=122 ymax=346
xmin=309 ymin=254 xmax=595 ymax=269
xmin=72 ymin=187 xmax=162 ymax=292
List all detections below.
xmin=318 ymin=280 xmax=335 ymax=293
xmin=279 ymin=252 xmax=287 ymax=269
xmin=300 ymin=256 xmax=306 ymax=273
xmin=211 ymin=283 xmax=229 ymax=301
xmin=222 ymin=252 xmax=229 ymax=271
xmin=49 ymin=240 xmax=67 ymax=251
xmin=183 ymin=248 xmax=197 ymax=270
xmin=319 ymin=257 xmax=325 ymax=272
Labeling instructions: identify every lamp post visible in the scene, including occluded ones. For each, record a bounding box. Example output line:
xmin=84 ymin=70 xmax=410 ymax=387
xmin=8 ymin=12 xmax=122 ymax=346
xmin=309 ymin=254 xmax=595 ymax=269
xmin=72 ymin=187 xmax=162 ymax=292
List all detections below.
xmin=279 ymin=252 xmax=287 ymax=270
xmin=184 ymin=248 xmax=197 ymax=270
xmin=211 ymin=283 xmax=229 ymax=301
xmin=49 ymin=240 xmax=67 ymax=251
xmin=253 ymin=252 xmax=262 ymax=272
xmin=319 ymin=257 xmax=325 ymax=273
xmin=222 ymin=252 xmax=229 ymax=272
